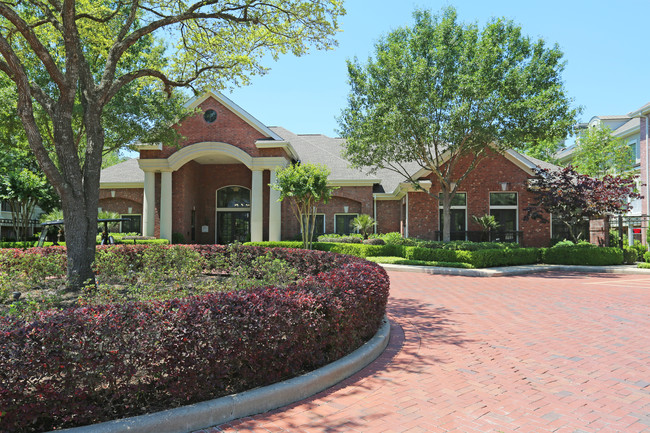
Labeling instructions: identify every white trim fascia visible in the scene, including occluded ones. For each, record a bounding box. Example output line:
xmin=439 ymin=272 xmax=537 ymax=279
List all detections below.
xmin=255 ymin=140 xmax=300 ymax=160
xmin=100 ymin=182 xmax=144 ymax=189
xmin=328 ymin=179 xmax=379 ymax=187
xmin=627 ymin=104 xmax=650 ymax=117
xmin=186 ymin=90 xmax=283 ymax=141
xmin=373 ymin=193 xmax=397 ymax=201
xmin=612 ymin=125 xmax=640 ymax=139
xmin=373 ymin=180 xmax=432 ymax=201
xmin=250 ymin=157 xmax=290 ymax=170
xmin=134 ymin=142 xmax=163 ymax=151
xmin=503 ymin=150 xmax=537 ymax=175
xmin=137 ymin=142 xmax=290 ymax=172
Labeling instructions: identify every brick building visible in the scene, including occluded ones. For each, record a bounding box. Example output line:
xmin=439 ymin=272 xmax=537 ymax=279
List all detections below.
xmin=99 ymin=91 xmax=554 ymax=246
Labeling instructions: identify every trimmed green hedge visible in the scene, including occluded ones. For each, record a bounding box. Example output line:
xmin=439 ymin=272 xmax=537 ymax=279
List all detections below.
xmin=367 ymin=256 xmax=474 ymax=268
xmin=645 ymin=251 xmax=650 ymax=263
xmin=245 ymin=241 xmax=403 ymax=258
xmin=403 ymin=246 xmax=539 ymax=268
xmin=247 ymin=242 xmax=632 ymax=268
xmin=541 ymin=246 xmax=623 ymax=266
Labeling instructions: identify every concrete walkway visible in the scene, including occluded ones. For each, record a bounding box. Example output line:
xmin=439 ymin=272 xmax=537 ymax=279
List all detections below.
xmin=199 ymin=270 xmax=650 ymax=433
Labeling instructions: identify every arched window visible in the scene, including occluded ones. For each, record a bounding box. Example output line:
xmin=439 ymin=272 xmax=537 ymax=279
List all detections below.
xmin=217 ymin=186 xmax=250 ymax=209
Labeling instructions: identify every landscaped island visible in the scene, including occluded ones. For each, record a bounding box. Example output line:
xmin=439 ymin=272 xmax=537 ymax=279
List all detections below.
xmin=0 ymin=245 xmax=389 ymax=432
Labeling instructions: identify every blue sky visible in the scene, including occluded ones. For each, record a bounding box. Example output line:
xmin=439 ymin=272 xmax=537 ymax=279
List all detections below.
xmin=225 ymin=0 xmax=650 ymax=140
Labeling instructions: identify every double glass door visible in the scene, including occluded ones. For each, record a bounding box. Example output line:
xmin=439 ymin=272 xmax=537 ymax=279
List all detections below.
xmin=216 ymin=211 xmax=250 ymax=244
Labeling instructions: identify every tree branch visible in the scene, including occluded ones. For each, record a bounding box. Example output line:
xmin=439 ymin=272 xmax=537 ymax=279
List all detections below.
xmin=0 ymin=3 xmax=66 ymax=89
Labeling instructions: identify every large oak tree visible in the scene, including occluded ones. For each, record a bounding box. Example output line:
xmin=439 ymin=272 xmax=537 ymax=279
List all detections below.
xmin=0 ymin=1 xmax=344 ymax=287
xmin=338 ymin=7 xmax=578 ymax=242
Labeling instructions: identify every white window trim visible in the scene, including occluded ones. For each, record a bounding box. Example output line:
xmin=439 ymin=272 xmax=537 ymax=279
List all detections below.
xmin=301 ymin=213 xmax=326 ymax=234
xmin=119 ymin=214 xmax=143 ymax=234
xmin=215 ymin=185 xmax=251 ymax=212
xmin=489 ymin=192 xmax=518 ymax=231
xmin=334 ymin=213 xmax=359 ymax=234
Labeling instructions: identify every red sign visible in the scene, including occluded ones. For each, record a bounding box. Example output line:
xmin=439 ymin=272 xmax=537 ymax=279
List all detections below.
xmin=633 ymin=228 xmax=642 ymax=234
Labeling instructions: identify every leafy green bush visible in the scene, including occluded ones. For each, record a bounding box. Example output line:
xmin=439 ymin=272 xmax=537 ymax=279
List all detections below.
xmin=630 ymin=242 xmax=648 ymax=262
xmin=404 ymin=246 xmax=472 ymax=263
xmin=370 ymin=232 xmax=419 ymax=246
xmin=468 ymin=248 xmax=540 ymax=268
xmin=622 ymin=247 xmax=638 ymax=265
xmin=363 ymin=238 xmax=385 ymax=245
xmin=638 ymin=262 xmax=650 ymax=269
xmin=417 ymin=240 xmax=520 ymax=251
xmin=541 ymin=246 xmax=624 ymax=266
xmin=644 ymin=251 xmax=650 ymax=263
xmin=318 ymin=236 xmax=362 ymax=244
xmin=317 ymin=233 xmax=363 ymax=240
xmin=246 ymin=241 xmax=403 ymax=258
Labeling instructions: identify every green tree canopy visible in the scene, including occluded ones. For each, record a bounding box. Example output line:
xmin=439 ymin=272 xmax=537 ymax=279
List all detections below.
xmin=338 ymin=7 xmax=579 ymax=242
xmin=572 ymin=125 xmax=635 ymax=177
xmin=0 ymin=1 xmax=344 ymax=287
xmin=270 ymin=163 xmax=336 ymax=249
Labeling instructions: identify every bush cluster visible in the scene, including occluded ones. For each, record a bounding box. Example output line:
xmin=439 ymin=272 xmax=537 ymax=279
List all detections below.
xmin=541 ymin=245 xmax=624 ymax=266
xmin=248 ymin=238 xmax=636 ymax=268
xmin=0 ymin=246 xmax=389 ymax=432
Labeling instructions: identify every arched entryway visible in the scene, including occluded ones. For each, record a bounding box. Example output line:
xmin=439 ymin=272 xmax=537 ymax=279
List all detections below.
xmin=216 ymin=186 xmax=251 ymax=244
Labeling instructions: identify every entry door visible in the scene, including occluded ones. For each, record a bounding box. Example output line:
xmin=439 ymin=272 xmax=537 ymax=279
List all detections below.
xmin=216 ymin=211 xmax=250 ymax=244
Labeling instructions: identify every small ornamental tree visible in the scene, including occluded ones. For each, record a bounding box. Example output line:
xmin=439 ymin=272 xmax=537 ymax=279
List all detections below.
xmin=524 ymin=166 xmax=642 ymax=242
xmin=0 ymin=150 xmax=58 ymax=241
xmin=573 ymin=125 xmax=635 ymax=177
xmin=271 ymin=163 xmax=336 ymax=249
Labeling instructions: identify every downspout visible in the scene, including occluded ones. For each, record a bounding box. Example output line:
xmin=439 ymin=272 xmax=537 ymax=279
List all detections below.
xmin=405 ymin=192 xmax=409 ymax=238
xmin=373 ymin=194 xmax=377 ymax=234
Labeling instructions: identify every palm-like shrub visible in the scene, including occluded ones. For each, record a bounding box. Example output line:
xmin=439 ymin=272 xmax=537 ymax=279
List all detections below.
xmin=352 ymin=214 xmax=376 ymax=239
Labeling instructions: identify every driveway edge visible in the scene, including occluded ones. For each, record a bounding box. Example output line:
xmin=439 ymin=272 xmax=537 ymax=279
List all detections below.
xmin=54 ymin=316 xmax=391 ymax=433
xmin=381 ymin=263 xmax=650 ymax=276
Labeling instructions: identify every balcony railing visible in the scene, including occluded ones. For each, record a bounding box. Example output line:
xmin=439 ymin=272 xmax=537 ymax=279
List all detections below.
xmin=434 ymin=230 xmax=523 ymax=243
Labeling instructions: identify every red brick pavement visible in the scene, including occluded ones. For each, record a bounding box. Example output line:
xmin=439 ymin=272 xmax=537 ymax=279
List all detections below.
xmin=197 ymin=271 xmax=650 ymax=432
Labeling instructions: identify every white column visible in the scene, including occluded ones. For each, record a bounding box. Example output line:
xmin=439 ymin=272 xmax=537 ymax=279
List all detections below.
xmin=251 ymin=169 xmax=264 ymax=242
xmin=142 ymin=170 xmax=155 ymax=237
xmin=160 ymin=170 xmax=173 ymax=241
xmin=269 ymin=169 xmax=282 ymax=241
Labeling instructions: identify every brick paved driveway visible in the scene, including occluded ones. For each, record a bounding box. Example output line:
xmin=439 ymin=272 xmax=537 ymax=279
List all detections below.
xmin=205 ymin=271 xmax=650 ymax=432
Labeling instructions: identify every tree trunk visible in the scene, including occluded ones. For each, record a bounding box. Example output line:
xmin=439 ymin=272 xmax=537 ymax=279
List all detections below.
xmin=441 ymin=187 xmax=452 ymax=242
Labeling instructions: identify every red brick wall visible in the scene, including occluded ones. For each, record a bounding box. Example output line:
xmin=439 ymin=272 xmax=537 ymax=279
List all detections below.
xmin=280 ymin=186 xmax=374 ymax=240
xmin=140 ymin=97 xmax=286 ymax=160
xmin=376 ymin=200 xmax=401 ymax=234
xmin=98 ymin=189 xmax=144 ymax=232
xmin=407 ymin=149 xmax=551 ymax=247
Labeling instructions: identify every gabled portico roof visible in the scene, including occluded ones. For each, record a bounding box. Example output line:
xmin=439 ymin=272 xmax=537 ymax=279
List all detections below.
xmin=186 ymin=90 xmax=284 ymax=141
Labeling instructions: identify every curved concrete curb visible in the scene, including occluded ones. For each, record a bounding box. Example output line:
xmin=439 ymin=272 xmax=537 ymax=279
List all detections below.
xmin=54 ymin=316 xmax=391 ymax=433
xmin=381 ymin=263 xmax=650 ymax=277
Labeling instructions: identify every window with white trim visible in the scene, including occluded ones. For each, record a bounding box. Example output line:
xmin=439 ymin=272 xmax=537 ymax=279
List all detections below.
xmin=335 ymin=213 xmax=358 ymax=235
xmin=489 ymin=192 xmax=517 ymax=232
xmin=301 ymin=214 xmax=326 ymax=237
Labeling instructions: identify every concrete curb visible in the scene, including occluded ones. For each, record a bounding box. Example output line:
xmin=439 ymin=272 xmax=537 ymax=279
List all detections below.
xmin=381 ymin=263 xmax=650 ymax=277
xmin=54 ymin=316 xmax=391 ymax=433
